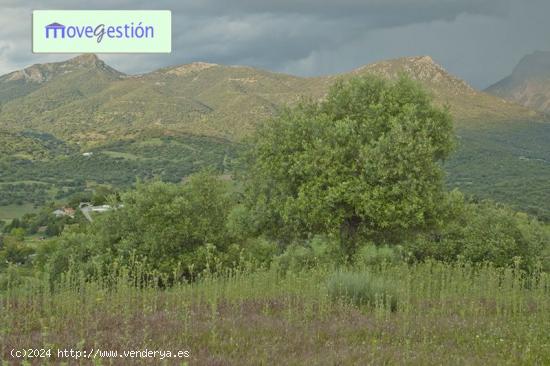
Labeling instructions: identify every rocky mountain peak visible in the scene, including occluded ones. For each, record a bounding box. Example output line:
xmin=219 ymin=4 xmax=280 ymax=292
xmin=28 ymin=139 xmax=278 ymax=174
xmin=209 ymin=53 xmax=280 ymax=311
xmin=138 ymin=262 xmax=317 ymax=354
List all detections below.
xmin=1 ymin=54 xmax=121 ymax=85
xmin=354 ymin=56 xmax=476 ymax=96
xmin=68 ymin=54 xmax=100 ymax=66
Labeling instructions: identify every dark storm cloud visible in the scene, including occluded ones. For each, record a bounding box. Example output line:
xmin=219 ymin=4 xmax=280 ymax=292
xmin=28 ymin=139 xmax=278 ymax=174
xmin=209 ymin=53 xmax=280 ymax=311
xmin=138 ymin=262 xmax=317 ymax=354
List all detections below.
xmin=0 ymin=0 xmax=548 ymax=89
xmin=4 ymin=0 xmax=509 ymax=19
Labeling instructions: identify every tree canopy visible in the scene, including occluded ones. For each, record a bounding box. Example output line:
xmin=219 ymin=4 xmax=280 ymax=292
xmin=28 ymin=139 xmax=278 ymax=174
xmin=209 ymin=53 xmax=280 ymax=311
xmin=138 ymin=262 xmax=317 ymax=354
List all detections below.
xmin=243 ymin=75 xmax=455 ymax=254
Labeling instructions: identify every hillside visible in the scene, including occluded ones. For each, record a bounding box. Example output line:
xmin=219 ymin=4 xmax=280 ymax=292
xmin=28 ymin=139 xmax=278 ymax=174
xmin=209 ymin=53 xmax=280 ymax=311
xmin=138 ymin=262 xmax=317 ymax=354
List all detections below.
xmin=0 ymin=56 xmax=326 ymax=143
xmin=0 ymin=54 xmax=122 ymax=104
xmin=0 ymin=55 xmax=542 ymax=145
xmin=486 ymin=51 xmax=550 ymax=114
xmin=353 ymin=56 xmax=540 ymax=125
xmin=0 ymin=55 xmax=549 ymax=220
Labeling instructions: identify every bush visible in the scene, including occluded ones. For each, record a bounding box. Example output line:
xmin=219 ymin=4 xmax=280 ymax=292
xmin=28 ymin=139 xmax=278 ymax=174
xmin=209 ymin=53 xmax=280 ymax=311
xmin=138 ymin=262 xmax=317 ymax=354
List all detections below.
xmin=34 ymin=232 xmax=97 ymax=282
xmin=406 ymin=201 xmax=549 ymax=271
xmin=273 ymin=244 xmax=316 ymax=273
xmin=327 ymin=271 xmax=398 ymax=311
xmin=273 ymin=235 xmax=343 ymax=273
xmin=39 ymin=171 xmax=241 ymax=283
xmin=0 ymin=235 xmax=34 ymax=267
xmin=241 ymin=237 xmax=279 ymax=268
xmin=354 ymin=243 xmax=402 ymax=267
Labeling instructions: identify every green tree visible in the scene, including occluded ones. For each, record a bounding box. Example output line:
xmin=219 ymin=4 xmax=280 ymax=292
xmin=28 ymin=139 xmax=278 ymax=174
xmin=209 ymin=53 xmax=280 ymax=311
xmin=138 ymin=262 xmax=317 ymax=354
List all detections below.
xmin=406 ymin=200 xmax=549 ymax=271
xmin=91 ymin=185 xmax=116 ymax=206
xmin=243 ymin=75 xmax=454 ymax=256
xmin=42 ymin=171 xmax=238 ymax=280
xmin=0 ymin=234 xmax=34 ymax=266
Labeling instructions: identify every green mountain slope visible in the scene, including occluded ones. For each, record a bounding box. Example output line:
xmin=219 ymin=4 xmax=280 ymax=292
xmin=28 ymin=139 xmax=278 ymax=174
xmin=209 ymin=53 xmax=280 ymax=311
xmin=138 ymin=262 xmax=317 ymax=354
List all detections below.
xmin=0 ymin=56 xmax=327 ymax=143
xmin=353 ymin=56 xmax=541 ymax=125
xmin=0 ymin=54 xmax=549 ymax=220
xmin=1 ymin=54 xmax=541 ymax=145
xmin=446 ymin=120 xmax=550 ymax=219
xmin=0 ymin=54 xmax=122 ymax=104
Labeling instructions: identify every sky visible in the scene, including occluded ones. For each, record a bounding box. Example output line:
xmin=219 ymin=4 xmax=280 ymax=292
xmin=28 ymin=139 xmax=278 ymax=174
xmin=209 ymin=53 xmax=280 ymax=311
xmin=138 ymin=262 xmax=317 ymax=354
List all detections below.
xmin=0 ymin=0 xmax=549 ymax=89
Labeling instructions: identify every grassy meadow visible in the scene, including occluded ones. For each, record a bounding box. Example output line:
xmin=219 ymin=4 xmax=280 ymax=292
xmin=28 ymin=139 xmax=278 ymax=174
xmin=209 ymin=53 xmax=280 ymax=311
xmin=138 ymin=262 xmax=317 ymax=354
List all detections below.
xmin=0 ymin=204 xmax=38 ymax=222
xmin=2 ymin=261 xmax=550 ymax=365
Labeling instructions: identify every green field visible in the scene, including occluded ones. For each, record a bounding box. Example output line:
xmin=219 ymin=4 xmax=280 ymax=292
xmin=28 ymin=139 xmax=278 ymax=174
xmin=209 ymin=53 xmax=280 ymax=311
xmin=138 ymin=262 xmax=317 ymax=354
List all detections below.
xmin=101 ymin=150 xmax=141 ymax=160
xmin=0 ymin=203 xmax=38 ymax=221
xmin=1 ymin=262 xmax=549 ymax=365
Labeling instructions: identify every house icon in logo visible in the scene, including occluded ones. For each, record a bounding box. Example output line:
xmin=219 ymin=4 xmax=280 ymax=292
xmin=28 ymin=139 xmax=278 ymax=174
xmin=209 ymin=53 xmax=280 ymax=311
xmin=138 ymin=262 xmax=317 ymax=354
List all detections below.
xmin=45 ymin=22 xmax=65 ymax=39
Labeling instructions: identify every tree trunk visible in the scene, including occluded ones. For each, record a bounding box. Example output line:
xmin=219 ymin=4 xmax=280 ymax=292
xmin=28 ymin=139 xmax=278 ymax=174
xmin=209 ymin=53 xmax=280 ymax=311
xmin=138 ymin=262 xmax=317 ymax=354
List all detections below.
xmin=340 ymin=215 xmax=361 ymax=260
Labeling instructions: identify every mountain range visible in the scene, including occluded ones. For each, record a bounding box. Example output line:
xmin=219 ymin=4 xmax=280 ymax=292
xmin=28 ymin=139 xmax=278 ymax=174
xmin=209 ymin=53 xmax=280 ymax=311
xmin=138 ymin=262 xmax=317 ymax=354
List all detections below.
xmin=0 ymin=54 xmax=549 ymax=221
xmin=0 ymin=54 xmax=543 ymax=145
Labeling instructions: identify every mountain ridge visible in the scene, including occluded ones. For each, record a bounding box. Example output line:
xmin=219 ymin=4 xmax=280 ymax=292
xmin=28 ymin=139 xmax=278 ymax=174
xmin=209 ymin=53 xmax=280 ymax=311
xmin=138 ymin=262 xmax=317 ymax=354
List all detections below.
xmin=0 ymin=54 xmax=122 ymax=84
xmin=0 ymin=54 xmax=545 ymax=145
xmin=352 ymin=55 xmax=476 ymax=95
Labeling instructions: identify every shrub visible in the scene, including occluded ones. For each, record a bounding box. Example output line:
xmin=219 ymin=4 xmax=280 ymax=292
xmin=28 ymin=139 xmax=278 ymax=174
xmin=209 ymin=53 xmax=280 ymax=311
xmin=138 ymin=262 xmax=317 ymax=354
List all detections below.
xmin=39 ymin=171 xmax=241 ymax=283
xmin=354 ymin=243 xmax=402 ymax=267
xmin=273 ymin=235 xmax=343 ymax=273
xmin=0 ymin=235 xmax=34 ymax=267
xmin=406 ymin=201 xmax=549 ymax=271
xmin=273 ymin=244 xmax=316 ymax=273
xmin=308 ymin=235 xmax=344 ymax=266
xmin=241 ymin=237 xmax=279 ymax=268
xmin=327 ymin=271 xmax=398 ymax=311
xmin=34 ymin=232 xmax=97 ymax=282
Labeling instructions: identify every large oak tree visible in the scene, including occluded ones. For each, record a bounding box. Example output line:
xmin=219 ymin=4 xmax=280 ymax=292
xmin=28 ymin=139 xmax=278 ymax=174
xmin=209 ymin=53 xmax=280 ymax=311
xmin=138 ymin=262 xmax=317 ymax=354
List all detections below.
xmin=243 ymin=75 xmax=455 ymax=255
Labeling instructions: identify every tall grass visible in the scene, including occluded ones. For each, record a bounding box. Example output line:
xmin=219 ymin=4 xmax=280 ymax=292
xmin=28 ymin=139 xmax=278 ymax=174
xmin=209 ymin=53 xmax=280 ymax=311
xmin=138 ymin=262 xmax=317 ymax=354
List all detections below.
xmin=1 ymin=261 xmax=550 ymax=365
xmin=327 ymin=270 xmax=399 ymax=312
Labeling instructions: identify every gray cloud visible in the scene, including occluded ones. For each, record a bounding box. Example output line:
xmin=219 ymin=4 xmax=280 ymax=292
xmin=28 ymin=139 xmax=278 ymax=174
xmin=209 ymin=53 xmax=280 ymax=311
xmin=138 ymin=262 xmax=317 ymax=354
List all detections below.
xmin=0 ymin=0 xmax=548 ymax=88
xmin=5 ymin=0 xmax=509 ymax=19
